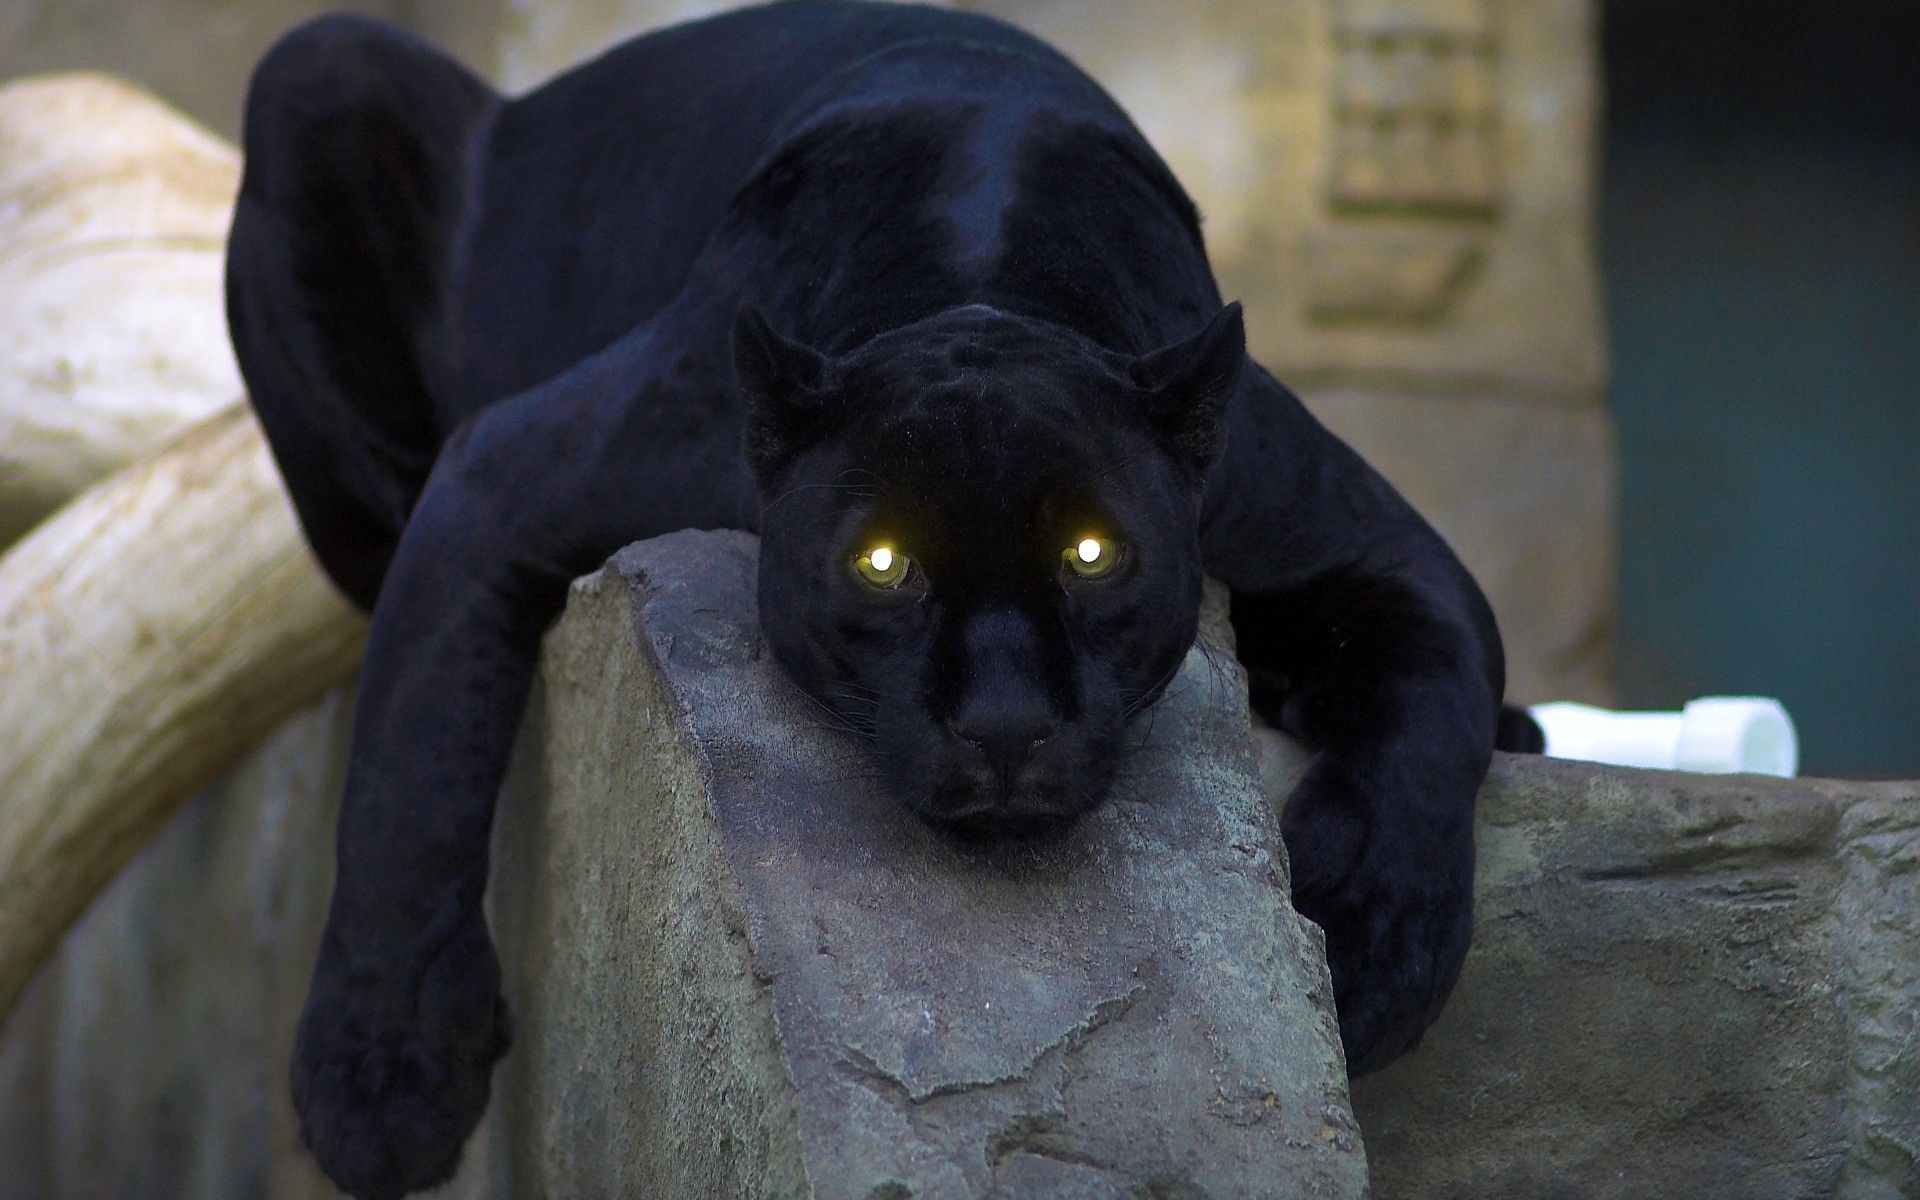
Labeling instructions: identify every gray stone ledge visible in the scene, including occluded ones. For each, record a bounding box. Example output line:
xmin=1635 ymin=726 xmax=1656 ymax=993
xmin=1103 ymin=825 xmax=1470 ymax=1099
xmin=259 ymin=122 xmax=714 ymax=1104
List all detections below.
xmin=1310 ymin=744 xmax=1919 ymax=1199
xmin=479 ymin=529 xmax=1368 ymax=1199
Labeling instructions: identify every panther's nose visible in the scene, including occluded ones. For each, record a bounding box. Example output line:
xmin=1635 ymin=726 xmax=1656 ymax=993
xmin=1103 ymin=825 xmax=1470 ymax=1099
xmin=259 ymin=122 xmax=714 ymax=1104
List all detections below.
xmin=949 ymin=704 xmax=1058 ymax=778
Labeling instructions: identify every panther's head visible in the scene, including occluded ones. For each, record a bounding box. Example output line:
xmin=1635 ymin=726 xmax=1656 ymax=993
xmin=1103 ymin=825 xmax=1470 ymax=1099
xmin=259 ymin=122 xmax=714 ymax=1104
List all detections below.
xmin=736 ymin=302 xmax=1243 ymax=836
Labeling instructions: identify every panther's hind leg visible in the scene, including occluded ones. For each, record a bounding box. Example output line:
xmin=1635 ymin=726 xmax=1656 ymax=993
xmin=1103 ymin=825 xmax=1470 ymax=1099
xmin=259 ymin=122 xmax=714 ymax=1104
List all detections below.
xmin=226 ymin=14 xmax=498 ymax=610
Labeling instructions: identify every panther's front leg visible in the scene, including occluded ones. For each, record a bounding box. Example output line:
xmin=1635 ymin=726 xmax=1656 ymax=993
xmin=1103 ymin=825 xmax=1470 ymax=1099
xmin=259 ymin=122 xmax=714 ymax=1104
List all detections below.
xmin=1228 ymin=563 xmax=1498 ymax=1075
xmin=291 ymin=316 xmax=749 ymax=1198
xmin=1202 ymin=363 xmax=1503 ymax=1076
xmin=290 ymin=462 xmax=546 ymax=1199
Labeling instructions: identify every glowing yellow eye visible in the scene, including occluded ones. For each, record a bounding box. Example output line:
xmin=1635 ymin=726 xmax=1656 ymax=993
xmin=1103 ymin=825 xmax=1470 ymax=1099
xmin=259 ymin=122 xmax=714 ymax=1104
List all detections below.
xmin=854 ymin=545 xmax=911 ymax=587
xmin=1064 ymin=536 xmax=1120 ymax=578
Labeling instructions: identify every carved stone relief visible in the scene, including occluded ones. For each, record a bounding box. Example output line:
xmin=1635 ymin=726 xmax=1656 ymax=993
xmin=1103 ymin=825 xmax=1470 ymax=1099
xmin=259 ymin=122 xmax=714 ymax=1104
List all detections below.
xmin=1308 ymin=0 xmax=1499 ymax=324
xmin=1326 ymin=0 xmax=1499 ymax=215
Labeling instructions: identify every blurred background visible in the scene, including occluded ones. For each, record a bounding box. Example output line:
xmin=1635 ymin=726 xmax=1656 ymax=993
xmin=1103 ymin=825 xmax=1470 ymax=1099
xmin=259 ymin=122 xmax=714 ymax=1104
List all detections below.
xmin=3 ymin=0 xmax=1913 ymax=777
xmin=1603 ymin=0 xmax=1917 ymax=778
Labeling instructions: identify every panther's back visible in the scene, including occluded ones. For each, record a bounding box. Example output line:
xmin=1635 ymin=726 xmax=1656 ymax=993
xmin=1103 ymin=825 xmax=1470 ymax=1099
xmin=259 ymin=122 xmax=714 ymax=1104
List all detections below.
xmin=450 ymin=0 xmax=1091 ymax=408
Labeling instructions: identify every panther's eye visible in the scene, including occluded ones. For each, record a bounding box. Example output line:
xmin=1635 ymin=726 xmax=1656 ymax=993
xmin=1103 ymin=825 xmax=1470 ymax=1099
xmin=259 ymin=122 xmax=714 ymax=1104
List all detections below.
xmin=853 ymin=545 xmax=912 ymax=588
xmin=1063 ymin=536 xmax=1122 ymax=579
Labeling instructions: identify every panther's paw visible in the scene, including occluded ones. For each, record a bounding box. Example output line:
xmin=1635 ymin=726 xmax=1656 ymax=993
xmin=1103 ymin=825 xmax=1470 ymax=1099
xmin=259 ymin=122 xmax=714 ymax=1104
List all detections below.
xmin=291 ymin=916 xmax=510 ymax=1200
xmin=1280 ymin=750 xmax=1475 ymax=1077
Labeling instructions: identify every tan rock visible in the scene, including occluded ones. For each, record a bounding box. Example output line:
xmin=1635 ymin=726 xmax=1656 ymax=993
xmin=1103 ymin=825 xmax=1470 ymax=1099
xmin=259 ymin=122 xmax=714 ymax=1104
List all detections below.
xmin=9 ymin=592 xmax=1913 ymax=1198
xmin=0 ymin=405 xmax=367 ymax=1025
xmin=0 ymin=73 xmax=242 ymax=549
xmin=0 ymin=74 xmax=366 ymax=1026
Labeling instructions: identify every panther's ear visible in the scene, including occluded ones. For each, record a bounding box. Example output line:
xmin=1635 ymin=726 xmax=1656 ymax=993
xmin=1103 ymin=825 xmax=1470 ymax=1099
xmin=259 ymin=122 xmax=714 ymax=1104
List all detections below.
xmin=1129 ymin=302 xmax=1244 ymax=474
xmin=733 ymin=303 xmax=829 ymax=481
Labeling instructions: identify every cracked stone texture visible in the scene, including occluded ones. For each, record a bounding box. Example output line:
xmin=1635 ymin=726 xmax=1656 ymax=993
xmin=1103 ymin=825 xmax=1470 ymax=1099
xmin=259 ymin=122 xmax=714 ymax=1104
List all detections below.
xmin=475 ymin=528 xmax=1368 ymax=1199
xmin=1251 ymin=740 xmax=1918 ymax=1200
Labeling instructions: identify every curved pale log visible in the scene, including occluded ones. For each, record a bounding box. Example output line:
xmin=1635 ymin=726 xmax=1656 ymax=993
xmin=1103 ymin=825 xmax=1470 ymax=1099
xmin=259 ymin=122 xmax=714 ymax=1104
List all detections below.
xmin=0 ymin=404 xmax=368 ymax=1021
xmin=0 ymin=73 xmax=243 ymax=549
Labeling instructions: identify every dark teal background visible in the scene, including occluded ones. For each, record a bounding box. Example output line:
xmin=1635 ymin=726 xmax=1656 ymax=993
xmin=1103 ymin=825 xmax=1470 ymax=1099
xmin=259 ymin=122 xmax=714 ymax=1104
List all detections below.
xmin=1602 ymin=0 xmax=1918 ymax=777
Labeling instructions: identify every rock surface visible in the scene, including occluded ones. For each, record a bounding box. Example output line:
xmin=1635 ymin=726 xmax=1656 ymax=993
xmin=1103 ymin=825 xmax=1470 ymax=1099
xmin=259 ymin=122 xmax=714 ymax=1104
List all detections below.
xmin=477 ymin=530 xmax=1367 ymax=1198
xmin=1261 ymin=737 xmax=1920 ymax=1200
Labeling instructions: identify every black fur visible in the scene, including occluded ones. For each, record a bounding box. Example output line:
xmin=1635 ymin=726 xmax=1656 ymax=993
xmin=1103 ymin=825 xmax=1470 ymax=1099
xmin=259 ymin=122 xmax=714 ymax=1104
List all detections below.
xmin=227 ymin=4 xmax=1532 ymax=1194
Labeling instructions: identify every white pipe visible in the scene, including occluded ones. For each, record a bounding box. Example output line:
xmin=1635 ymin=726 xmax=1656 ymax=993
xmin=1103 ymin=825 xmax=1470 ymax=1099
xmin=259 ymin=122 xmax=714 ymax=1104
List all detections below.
xmin=1528 ymin=697 xmax=1798 ymax=777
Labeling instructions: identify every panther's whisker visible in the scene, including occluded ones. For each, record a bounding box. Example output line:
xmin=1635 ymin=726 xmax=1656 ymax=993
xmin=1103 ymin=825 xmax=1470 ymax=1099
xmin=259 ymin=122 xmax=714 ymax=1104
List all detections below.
xmin=793 ymin=687 xmax=878 ymax=742
xmin=1121 ymin=653 xmax=1185 ymax=720
xmin=760 ymin=478 xmax=881 ymax=515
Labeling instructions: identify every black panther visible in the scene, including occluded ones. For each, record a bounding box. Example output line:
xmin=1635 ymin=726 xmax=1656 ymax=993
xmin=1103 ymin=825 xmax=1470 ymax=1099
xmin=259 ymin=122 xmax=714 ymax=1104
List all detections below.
xmin=226 ymin=3 xmax=1537 ymax=1195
